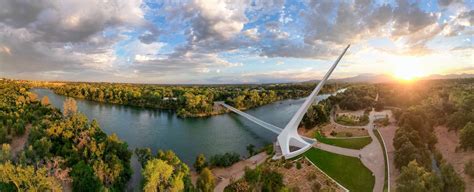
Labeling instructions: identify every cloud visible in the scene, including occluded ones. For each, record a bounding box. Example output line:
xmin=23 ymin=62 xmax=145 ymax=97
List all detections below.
xmin=438 ymin=0 xmax=463 ymax=7
xmin=191 ymin=0 xmax=248 ymax=41
xmin=0 ymin=0 xmax=145 ymax=43
xmin=1 ymin=0 xmax=472 ymax=83
xmin=243 ymin=28 xmax=259 ymax=40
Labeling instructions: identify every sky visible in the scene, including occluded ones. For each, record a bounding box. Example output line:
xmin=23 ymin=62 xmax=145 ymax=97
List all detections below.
xmin=0 ymin=0 xmax=473 ymax=84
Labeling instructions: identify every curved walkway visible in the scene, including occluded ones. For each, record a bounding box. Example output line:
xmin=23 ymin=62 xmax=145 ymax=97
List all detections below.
xmin=359 ymin=112 xmax=385 ymax=192
xmin=322 ymin=109 xmax=386 ymax=192
xmin=314 ymin=142 xmax=360 ymax=158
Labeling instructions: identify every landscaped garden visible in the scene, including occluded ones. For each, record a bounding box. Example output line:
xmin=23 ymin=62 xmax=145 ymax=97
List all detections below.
xmin=304 ymin=148 xmax=375 ymax=192
xmin=315 ymin=131 xmax=372 ymax=150
xmin=335 ymin=113 xmax=369 ymax=126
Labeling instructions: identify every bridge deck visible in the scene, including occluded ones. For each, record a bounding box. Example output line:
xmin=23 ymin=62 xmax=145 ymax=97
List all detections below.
xmin=216 ymin=101 xmax=282 ymax=134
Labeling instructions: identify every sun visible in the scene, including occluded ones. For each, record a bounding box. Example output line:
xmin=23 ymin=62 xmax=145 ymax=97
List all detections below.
xmin=392 ymin=58 xmax=426 ymax=82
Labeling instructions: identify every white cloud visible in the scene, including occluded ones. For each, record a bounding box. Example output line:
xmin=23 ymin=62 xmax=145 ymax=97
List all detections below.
xmin=243 ymin=28 xmax=259 ymax=40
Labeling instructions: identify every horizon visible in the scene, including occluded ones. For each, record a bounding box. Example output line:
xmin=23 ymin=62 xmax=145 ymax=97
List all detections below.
xmin=3 ymin=72 xmax=473 ymax=85
xmin=1 ymin=0 xmax=473 ymax=84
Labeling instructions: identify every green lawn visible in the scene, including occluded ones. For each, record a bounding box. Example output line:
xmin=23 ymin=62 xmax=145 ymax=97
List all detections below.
xmin=315 ymin=132 xmax=372 ymax=149
xmin=374 ymin=129 xmax=389 ymax=192
xmin=304 ymin=148 xmax=375 ymax=192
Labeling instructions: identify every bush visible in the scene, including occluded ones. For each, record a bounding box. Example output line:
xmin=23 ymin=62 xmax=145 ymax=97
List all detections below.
xmin=306 ymin=172 xmax=317 ymax=181
xmin=224 ymin=180 xmax=250 ymax=192
xmin=70 ymin=161 xmax=102 ymax=191
xmin=311 ymin=182 xmax=322 ymax=192
xmin=210 ymin=152 xmax=240 ymax=167
xmin=465 ymin=159 xmax=474 ymax=178
xmin=194 ymin=154 xmax=208 ymax=173
xmin=244 ymin=167 xmax=261 ymax=185
xmin=284 ymin=162 xmax=293 ymax=169
xmin=264 ymin=144 xmax=274 ymax=155
xmin=345 ymin=132 xmax=353 ymax=137
xmin=296 ymin=161 xmax=302 ymax=169
xmin=261 ymin=168 xmax=284 ymax=192
xmin=330 ymin=131 xmax=336 ymax=136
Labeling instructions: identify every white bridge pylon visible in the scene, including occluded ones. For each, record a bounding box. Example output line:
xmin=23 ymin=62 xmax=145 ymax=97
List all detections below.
xmin=218 ymin=45 xmax=350 ymax=159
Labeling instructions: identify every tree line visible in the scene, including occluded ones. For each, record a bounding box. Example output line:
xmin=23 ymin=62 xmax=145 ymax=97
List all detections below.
xmin=378 ymin=79 xmax=474 ymax=192
xmin=33 ymin=81 xmax=344 ymax=118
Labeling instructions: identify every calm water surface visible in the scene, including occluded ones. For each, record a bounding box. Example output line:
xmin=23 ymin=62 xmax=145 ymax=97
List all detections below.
xmin=32 ymin=88 xmax=340 ymax=189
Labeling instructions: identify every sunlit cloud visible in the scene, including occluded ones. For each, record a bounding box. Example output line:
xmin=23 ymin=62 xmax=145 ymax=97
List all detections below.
xmin=0 ymin=0 xmax=472 ymax=83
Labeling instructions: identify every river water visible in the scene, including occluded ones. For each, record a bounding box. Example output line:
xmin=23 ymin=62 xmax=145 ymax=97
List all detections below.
xmin=32 ymin=88 xmax=341 ymax=188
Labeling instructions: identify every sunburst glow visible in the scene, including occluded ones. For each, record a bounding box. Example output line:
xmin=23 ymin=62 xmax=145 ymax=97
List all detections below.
xmin=392 ymin=58 xmax=426 ymax=81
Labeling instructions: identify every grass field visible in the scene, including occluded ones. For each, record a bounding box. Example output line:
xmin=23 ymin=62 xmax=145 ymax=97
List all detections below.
xmin=315 ymin=132 xmax=372 ymax=149
xmin=304 ymin=148 xmax=375 ymax=192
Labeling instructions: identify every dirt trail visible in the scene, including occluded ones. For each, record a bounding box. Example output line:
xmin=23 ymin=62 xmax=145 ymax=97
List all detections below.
xmin=378 ymin=124 xmax=398 ymax=190
xmin=212 ymin=152 xmax=268 ymax=192
xmin=434 ymin=126 xmax=474 ymax=192
xmin=10 ymin=124 xmax=31 ymax=158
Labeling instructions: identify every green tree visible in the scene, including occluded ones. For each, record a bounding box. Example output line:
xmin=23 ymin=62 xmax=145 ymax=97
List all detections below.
xmin=194 ymin=154 xmax=208 ymax=173
xmin=440 ymin=163 xmax=465 ymax=192
xmin=70 ymin=161 xmax=102 ymax=191
xmin=261 ymin=168 xmax=284 ymax=192
xmin=460 ymin=122 xmax=474 ymax=150
xmin=244 ymin=167 xmax=261 ymax=185
xmin=32 ymin=137 xmax=52 ymax=158
xmin=246 ymin=144 xmax=255 ymax=157
xmin=394 ymin=140 xmax=419 ymax=169
xmin=396 ymin=161 xmax=442 ymax=192
xmin=135 ymin=148 xmax=153 ymax=167
xmin=465 ymin=159 xmax=474 ymax=178
xmin=196 ymin=167 xmax=215 ymax=192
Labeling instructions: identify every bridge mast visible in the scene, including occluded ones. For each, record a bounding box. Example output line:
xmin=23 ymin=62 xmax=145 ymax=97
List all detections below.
xmin=276 ymin=45 xmax=350 ymax=159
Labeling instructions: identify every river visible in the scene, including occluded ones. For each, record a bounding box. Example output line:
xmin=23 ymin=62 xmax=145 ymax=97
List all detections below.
xmin=32 ymin=88 xmax=342 ymax=189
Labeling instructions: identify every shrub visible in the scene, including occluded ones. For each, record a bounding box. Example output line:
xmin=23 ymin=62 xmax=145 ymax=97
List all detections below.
xmin=306 ymin=172 xmax=317 ymax=181
xmin=210 ymin=152 xmax=240 ymax=167
xmin=244 ymin=167 xmax=261 ymax=185
xmin=284 ymin=162 xmax=293 ymax=169
xmin=265 ymin=144 xmax=274 ymax=155
xmin=345 ymin=132 xmax=353 ymax=137
xmin=311 ymin=182 xmax=322 ymax=192
xmin=296 ymin=161 xmax=302 ymax=169
xmin=330 ymin=131 xmax=336 ymax=136
xmin=465 ymin=159 xmax=474 ymax=178
xmin=261 ymin=168 xmax=284 ymax=192
xmin=194 ymin=154 xmax=208 ymax=173
xmin=291 ymin=186 xmax=301 ymax=192
xmin=224 ymin=180 xmax=250 ymax=192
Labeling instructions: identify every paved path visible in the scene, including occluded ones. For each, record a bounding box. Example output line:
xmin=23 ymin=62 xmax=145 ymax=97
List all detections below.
xmin=322 ymin=109 xmax=386 ymax=192
xmin=314 ymin=142 xmax=360 ymax=158
xmin=217 ymin=101 xmax=387 ymax=192
xmin=359 ymin=111 xmax=385 ymax=192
